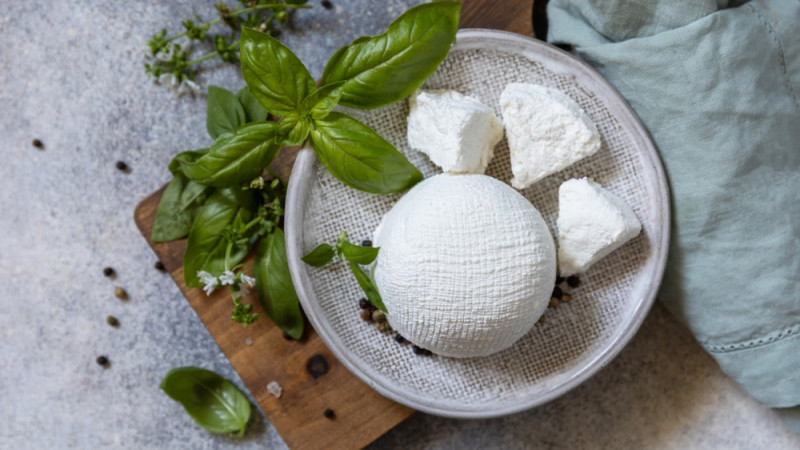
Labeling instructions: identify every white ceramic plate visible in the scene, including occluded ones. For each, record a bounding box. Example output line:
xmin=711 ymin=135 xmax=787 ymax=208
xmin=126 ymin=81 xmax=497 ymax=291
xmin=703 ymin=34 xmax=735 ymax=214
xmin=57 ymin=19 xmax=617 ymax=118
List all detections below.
xmin=285 ymin=29 xmax=669 ymax=418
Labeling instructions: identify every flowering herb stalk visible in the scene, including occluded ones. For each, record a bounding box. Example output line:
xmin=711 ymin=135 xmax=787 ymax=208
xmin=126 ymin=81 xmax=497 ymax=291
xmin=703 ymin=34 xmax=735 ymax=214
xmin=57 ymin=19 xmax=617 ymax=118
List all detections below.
xmin=144 ymin=1 xmax=311 ymax=95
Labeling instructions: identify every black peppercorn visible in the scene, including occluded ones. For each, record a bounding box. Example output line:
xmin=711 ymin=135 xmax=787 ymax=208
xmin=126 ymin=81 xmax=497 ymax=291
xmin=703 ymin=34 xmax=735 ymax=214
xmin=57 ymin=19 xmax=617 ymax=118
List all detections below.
xmin=412 ymin=345 xmax=422 ymax=355
xmin=115 ymin=161 xmax=130 ymax=172
xmin=566 ymin=275 xmax=581 ymax=288
xmin=394 ymin=333 xmax=406 ymax=344
xmin=321 ymin=0 xmax=333 ymax=9
xmin=323 ymin=408 xmax=335 ymax=418
xmin=361 ymin=239 xmax=372 ymax=247
xmin=358 ymin=298 xmax=370 ymax=309
xmin=552 ymin=286 xmax=563 ymax=299
xmin=154 ymin=261 xmax=166 ymax=272
xmin=359 ymin=309 xmax=372 ymax=321
xmin=103 ymin=267 xmax=115 ymax=277
xmin=106 ymin=315 xmax=120 ymax=327
xmin=96 ymin=356 xmax=109 ymax=366
xmin=114 ymin=286 xmax=128 ymax=300
xmin=32 ymin=139 xmax=44 ymax=149
xmin=556 ymin=276 xmax=565 ymax=285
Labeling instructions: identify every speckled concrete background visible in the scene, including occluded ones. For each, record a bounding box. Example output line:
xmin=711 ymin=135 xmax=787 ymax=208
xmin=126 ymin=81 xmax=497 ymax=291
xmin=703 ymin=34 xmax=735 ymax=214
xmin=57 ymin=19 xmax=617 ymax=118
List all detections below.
xmin=0 ymin=1 xmax=798 ymax=448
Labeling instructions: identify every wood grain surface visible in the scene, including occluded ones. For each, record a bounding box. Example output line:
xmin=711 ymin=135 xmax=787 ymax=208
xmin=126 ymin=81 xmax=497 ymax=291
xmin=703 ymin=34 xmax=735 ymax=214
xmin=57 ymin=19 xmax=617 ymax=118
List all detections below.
xmin=133 ymin=2 xmax=536 ymax=448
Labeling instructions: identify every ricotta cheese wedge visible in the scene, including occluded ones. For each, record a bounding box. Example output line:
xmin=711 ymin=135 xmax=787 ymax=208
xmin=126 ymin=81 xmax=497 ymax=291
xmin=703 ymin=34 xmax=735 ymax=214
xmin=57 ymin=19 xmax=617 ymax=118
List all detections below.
xmin=372 ymin=173 xmax=556 ymax=358
xmin=500 ymin=83 xmax=601 ymax=189
xmin=556 ymin=178 xmax=642 ymax=276
xmin=407 ymin=89 xmax=504 ymax=174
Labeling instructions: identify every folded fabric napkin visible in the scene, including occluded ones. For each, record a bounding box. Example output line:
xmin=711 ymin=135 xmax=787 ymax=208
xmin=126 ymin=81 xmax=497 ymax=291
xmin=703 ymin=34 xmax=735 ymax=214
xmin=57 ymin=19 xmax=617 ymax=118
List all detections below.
xmin=547 ymin=0 xmax=800 ymax=433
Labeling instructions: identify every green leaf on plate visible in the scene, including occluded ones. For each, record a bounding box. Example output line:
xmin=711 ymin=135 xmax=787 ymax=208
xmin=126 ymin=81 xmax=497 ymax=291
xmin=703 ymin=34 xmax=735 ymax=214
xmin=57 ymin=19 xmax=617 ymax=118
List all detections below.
xmin=309 ymin=112 xmax=422 ymax=194
xmin=160 ymin=366 xmax=251 ymax=438
xmin=301 ymin=243 xmax=336 ymax=267
xmin=254 ymin=229 xmax=304 ymax=339
xmin=339 ymin=239 xmax=379 ymax=265
xmin=320 ymin=2 xmax=460 ymax=109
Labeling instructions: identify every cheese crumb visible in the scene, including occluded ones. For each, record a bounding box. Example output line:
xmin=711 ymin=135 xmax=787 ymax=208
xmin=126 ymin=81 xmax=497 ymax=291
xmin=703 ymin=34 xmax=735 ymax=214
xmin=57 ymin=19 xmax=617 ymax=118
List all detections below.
xmin=500 ymin=83 xmax=601 ymax=189
xmin=556 ymin=178 xmax=641 ymax=276
xmin=266 ymin=381 xmax=282 ymax=398
xmin=407 ymin=89 xmax=504 ymax=174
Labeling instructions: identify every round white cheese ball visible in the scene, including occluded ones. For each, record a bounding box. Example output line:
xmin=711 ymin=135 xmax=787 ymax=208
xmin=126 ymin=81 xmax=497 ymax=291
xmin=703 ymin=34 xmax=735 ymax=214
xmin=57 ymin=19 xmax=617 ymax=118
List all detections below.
xmin=372 ymin=173 xmax=556 ymax=358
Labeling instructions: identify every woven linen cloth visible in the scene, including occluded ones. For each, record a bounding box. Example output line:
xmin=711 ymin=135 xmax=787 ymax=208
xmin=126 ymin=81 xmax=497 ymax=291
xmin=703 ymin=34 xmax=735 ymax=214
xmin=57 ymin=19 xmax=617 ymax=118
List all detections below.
xmin=547 ymin=0 xmax=800 ymax=433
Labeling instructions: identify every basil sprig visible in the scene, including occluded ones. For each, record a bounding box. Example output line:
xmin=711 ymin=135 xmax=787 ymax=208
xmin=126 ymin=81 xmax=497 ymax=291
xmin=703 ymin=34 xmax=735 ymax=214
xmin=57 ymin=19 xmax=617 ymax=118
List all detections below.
xmin=160 ymin=367 xmax=251 ymax=438
xmin=303 ymin=232 xmax=386 ymax=312
xmin=255 ymin=228 xmax=304 ymax=339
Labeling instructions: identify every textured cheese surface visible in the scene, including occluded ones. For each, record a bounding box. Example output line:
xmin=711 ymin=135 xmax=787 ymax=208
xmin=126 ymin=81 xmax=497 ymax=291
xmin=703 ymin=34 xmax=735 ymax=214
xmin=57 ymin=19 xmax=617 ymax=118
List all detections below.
xmin=407 ymin=89 xmax=504 ymax=174
xmin=557 ymin=178 xmax=642 ymax=276
xmin=372 ymin=174 xmax=556 ymax=358
xmin=500 ymin=83 xmax=601 ymax=189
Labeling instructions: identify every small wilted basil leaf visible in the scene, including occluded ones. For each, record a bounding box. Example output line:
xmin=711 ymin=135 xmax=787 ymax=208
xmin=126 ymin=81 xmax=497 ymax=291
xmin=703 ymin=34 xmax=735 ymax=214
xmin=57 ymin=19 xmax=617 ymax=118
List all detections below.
xmin=349 ymin=260 xmax=386 ymax=312
xmin=320 ymin=2 xmax=460 ymax=109
xmin=237 ymin=87 xmax=269 ymax=123
xmin=301 ymin=243 xmax=336 ymax=267
xmin=151 ymin=173 xmax=212 ymax=242
xmin=160 ymin=367 xmax=251 ymax=438
xmin=207 ymin=85 xmax=247 ymax=139
xmin=277 ymin=113 xmax=312 ymax=146
xmin=340 ymin=239 xmax=379 ymax=265
xmin=310 ymin=112 xmax=422 ymax=194
xmin=183 ymin=187 xmax=258 ymax=287
xmin=255 ymin=229 xmax=304 ymax=339
xmin=240 ymin=28 xmax=316 ymax=116
xmin=179 ymin=122 xmax=280 ymax=187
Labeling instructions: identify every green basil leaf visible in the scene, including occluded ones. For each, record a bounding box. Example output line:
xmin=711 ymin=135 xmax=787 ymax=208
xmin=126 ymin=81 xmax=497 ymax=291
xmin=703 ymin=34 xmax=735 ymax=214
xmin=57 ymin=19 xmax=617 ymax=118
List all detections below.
xmin=240 ymin=28 xmax=315 ymax=116
xmin=237 ymin=87 xmax=269 ymax=123
xmin=151 ymin=173 xmax=213 ymax=242
xmin=184 ymin=187 xmax=258 ymax=287
xmin=310 ymin=112 xmax=423 ymax=194
xmin=320 ymin=2 xmax=460 ymax=109
xmin=301 ymin=243 xmax=336 ymax=267
xmin=255 ymin=229 xmax=304 ymax=339
xmin=207 ymin=85 xmax=247 ymax=139
xmin=179 ymin=122 xmax=280 ymax=187
xmin=160 ymin=367 xmax=251 ymax=438
xmin=169 ymin=148 xmax=209 ymax=175
xmin=340 ymin=239 xmax=379 ymax=265
xmin=303 ymin=81 xmax=345 ymax=119
xmin=349 ymin=260 xmax=386 ymax=312
xmin=277 ymin=113 xmax=311 ymax=146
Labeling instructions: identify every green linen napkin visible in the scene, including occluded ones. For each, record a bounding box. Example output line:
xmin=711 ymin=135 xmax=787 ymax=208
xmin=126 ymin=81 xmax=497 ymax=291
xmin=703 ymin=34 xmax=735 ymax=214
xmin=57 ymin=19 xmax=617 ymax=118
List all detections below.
xmin=547 ymin=0 xmax=800 ymax=433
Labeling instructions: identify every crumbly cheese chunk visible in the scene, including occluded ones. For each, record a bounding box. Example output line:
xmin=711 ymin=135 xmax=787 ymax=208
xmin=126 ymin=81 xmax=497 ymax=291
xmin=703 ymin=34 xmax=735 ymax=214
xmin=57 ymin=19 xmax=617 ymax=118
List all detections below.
xmin=407 ymin=89 xmax=504 ymax=174
xmin=556 ymin=178 xmax=641 ymax=276
xmin=373 ymin=173 xmax=556 ymax=358
xmin=500 ymin=83 xmax=601 ymax=189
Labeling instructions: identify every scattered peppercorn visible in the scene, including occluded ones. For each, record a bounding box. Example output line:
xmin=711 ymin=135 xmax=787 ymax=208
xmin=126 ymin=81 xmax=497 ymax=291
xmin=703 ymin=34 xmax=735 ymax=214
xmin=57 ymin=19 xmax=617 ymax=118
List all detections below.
xmin=561 ymin=293 xmax=571 ymax=303
xmin=321 ymin=0 xmax=333 ymax=10
xmin=115 ymin=160 xmax=130 ymax=172
xmin=114 ymin=286 xmax=128 ymax=300
xmin=359 ymin=309 xmax=372 ymax=321
xmin=106 ymin=315 xmax=120 ymax=327
xmin=566 ymin=275 xmax=580 ymax=288
xmin=283 ymin=331 xmax=293 ymax=340
xmin=375 ymin=321 xmax=390 ymax=332
xmin=361 ymin=239 xmax=372 ymax=247
xmin=538 ymin=314 xmax=546 ymax=323
xmin=548 ymin=297 xmax=560 ymax=308
xmin=552 ymin=286 xmax=563 ymax=299
xmin=323 ymin=408 xmax=335 ymax=419
xmin=306 ymin=355 xmax=329 ymax=379
xmin=394 ymin=333 xmax=407 ymax=344
xmin=412 ymin=345 xmax=422 ymax=354
xmin=371 ymin=310 xmax=386 ymax=322
xmin=358 ymin=298 xmax=370 ymax=309
xmin=103 ymin=267 xmax=115 ymax=277
xmin=556 ymin=276 xmax=565 ymax=284
xmin=154 ymin=261 xmax=166 ymax=272
xmin=96 ymin=356 xmax=109 ymax=366
xmin=32 ymin=139 xmax=44 ymax=149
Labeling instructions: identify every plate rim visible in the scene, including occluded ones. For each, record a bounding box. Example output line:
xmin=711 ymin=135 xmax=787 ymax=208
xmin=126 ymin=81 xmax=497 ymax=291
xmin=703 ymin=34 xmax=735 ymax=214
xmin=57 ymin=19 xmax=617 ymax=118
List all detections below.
xmin=285 ymin=28 xmax=671 ymax=419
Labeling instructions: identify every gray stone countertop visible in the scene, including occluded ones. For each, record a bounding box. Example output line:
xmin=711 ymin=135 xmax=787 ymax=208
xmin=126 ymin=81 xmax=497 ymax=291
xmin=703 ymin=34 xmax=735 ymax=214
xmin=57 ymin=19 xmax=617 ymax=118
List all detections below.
xmin=1 ymin=1 xmax=798 ymax=448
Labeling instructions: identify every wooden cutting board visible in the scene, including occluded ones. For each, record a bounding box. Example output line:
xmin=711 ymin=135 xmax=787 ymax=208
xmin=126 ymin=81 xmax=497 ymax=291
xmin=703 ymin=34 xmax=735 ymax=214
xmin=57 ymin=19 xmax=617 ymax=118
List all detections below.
xmin=134 ymin=2 xmax=536 ymax=448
